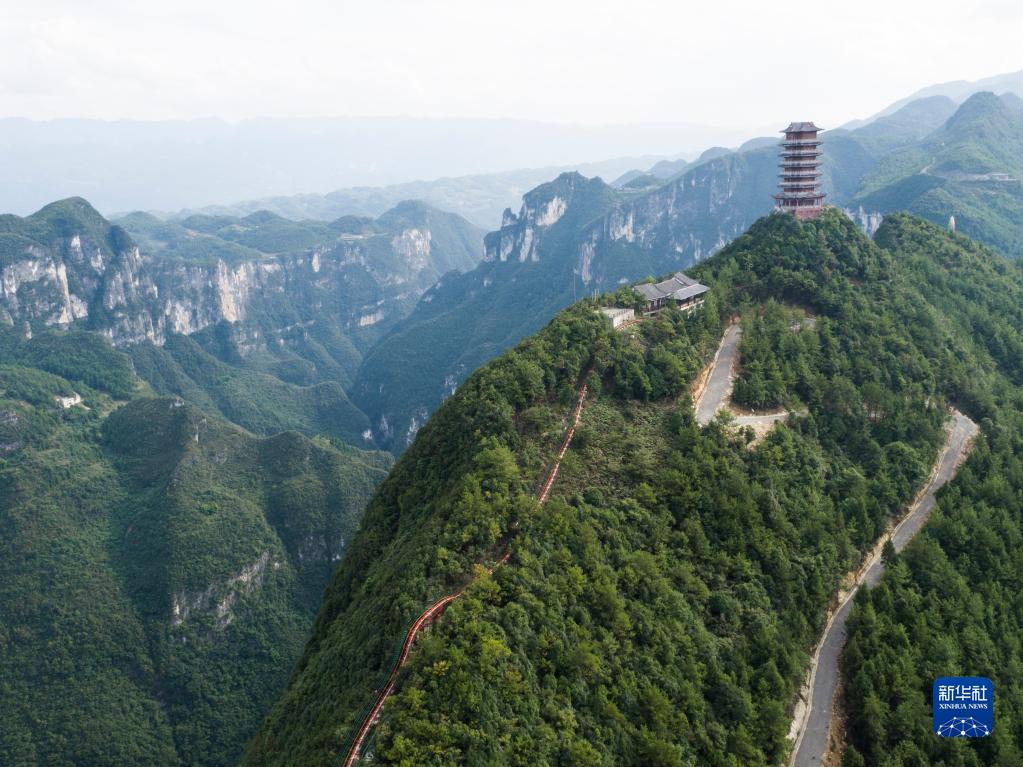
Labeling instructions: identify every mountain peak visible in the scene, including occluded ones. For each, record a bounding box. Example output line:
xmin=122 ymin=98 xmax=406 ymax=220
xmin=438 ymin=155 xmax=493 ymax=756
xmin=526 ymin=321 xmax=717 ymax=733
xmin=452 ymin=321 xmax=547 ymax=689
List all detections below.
xmin=523 ymin=171 xmax=605 ymax=203
xmin=32 ymin=196 xmax=103 ymax=219
xmin=27 ymin=196 xmax=112 ymax=235
xmin=1000 ymin=91 xmax=1023 ymax=114
xmin=483 ymin=173 xmax=615 ymax=264
xmin=945 ymin=90 xmax=1016 ymax=132
xmin=0 ymin=195 xmax=136 ymax=265
xmin=376 ymin=199 xmax=443 ymax=227
xmin=697 ymin=146 xmax=732 ymax=162
xmin=240 ymin=209 xmax=289 ymax=226
xmin=247 ymin=206 xmax=1023 ymax=767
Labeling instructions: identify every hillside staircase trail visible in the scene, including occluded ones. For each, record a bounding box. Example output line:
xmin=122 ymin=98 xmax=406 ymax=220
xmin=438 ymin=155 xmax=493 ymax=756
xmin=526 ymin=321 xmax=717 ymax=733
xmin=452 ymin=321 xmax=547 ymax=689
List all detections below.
xmin=339 ymin=328 xmax=613 ymax=764
xmin=788 ymin=410 xmax=979 ymax=767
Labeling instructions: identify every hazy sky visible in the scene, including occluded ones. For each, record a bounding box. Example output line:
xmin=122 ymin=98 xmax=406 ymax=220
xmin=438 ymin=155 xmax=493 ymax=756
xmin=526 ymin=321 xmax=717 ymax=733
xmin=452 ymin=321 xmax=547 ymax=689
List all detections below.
xmin=3 ymin=0 xmax=1022 ymax=130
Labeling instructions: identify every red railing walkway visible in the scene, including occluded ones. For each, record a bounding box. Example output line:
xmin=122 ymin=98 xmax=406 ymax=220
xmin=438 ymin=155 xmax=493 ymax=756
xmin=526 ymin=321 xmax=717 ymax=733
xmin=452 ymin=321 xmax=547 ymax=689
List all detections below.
xmin=340 ymin=380 xmax=591 ymax=766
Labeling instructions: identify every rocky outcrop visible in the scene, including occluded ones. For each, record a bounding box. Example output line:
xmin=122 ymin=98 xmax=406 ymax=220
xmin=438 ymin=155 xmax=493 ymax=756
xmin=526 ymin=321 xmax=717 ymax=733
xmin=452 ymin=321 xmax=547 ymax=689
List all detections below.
xmin=481 ymin=161 xmax=775 ymax=292
xmin=171 ymin=550 xmax=281 ymax=629
xmin=390 ymin=228 xmax=432 ymax=274
xmin=54 ymin=393 xmax=82 ymax=409
xmin=484 ymin=175 xmax=608 ymax=264
xmin=0 ymin=408 xmax=20 ymax=454
xmin=0 ymin=198 xmax=484 ymax=353
xmin=846 ymin=207 xmax=886 ymax=237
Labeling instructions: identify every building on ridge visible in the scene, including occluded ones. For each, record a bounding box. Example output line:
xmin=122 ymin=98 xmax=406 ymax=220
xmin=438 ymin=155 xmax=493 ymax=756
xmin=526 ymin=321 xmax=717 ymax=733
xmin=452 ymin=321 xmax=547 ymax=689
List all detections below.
xmin=775 ymin=122 xmax=825 ymax=220
xmin=634 ymin=272 xmax=708 ymax=314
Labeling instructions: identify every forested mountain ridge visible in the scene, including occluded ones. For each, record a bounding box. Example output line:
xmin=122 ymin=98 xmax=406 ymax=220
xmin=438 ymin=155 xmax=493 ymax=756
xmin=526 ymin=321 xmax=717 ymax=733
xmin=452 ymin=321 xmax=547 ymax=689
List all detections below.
xmin=838 ymin=216 xmax=1023 ymax=767
xmin=245 ymin=210 xmax=1022 ymax=766
xmin=856 ymin=91 xmax=1023 ymax=256
xmin=0 ymin=324 xmax=393 ymax=766
xmin=350 ymin=94 xmax=1012 ymax=452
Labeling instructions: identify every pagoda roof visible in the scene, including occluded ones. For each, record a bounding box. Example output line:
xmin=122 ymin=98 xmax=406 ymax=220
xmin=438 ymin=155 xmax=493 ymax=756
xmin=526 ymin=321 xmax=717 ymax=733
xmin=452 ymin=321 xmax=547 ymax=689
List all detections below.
xmin=781 ymin=121 xmax=822 ymax=133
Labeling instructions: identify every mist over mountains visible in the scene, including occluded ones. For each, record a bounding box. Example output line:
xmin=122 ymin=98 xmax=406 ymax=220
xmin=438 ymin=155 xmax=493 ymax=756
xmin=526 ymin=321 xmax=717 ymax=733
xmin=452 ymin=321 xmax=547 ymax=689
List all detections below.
xmin=0 ymin=116 xmax=741 ymax=218
xmin=164 ymin=156 xmax=688 ymax=232
xmin=851 ymin=66 xmax=1023 ymax=125
xmin=6 ymin=68 xmax=1023 ymax=229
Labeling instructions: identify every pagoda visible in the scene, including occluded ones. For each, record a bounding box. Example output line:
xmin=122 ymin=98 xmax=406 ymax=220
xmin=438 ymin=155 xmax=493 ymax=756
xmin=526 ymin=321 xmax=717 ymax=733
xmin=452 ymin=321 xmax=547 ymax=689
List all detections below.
xmin=775 ymin=121 xmax=825 ymax=220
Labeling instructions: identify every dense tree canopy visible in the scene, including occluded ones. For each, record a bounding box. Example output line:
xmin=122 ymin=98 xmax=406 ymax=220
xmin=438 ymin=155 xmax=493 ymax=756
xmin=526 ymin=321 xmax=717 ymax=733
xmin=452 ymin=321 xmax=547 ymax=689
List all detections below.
xmin=0 ymin=326 xmax=391 ymax=767
xmin=840 ymin=215 xmax=1023 ymax=767
xmin=244 ymin=210 xmax=1023 ymax=766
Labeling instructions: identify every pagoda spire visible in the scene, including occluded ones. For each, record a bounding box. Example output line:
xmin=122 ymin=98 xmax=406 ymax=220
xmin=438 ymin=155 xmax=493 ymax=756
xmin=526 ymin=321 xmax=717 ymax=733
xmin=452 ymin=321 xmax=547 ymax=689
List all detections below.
xmin=774 ymin=121 xmax=825 ymax=220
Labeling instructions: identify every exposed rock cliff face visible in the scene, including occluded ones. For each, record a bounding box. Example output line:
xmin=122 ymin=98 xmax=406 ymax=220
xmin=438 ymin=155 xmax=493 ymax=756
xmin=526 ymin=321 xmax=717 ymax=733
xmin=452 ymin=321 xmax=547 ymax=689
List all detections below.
xmin=846 ymin=206 xmax=886 ymax=237
xmin=0 ymin=198 xmax=484 ymax=354
xmin=172 ymin=550 xmax=279 ymax=629
xmin=480 ymin=154 xmax=777 ymax=294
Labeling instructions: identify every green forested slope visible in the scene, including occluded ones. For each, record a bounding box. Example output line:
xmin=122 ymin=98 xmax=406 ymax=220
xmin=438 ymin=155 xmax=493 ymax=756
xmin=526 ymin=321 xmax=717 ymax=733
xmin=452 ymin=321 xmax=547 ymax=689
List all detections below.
xmin=245 ymin=210 xmax=1019 ymax=766
xmin=857 ymin=92 xmax=1023 ymax=258
xmin=129 ymin=334 xmax=374 ymax=446
xmin=840 ymin=216 xmax=1023 ymax=767
xmin=0 ymin=328 xmax=391 ymax=767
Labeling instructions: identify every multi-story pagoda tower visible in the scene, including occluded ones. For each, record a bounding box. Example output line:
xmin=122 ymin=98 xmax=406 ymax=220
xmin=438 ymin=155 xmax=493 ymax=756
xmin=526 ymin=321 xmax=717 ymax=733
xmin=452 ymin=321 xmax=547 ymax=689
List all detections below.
xmin=775 ymin=121 xmax=825 ymax=220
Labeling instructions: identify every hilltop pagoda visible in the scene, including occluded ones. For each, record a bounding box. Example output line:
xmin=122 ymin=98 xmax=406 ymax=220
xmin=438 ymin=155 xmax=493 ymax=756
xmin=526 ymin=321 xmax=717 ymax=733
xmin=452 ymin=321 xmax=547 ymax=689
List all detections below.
xmin=775 ymin=121 xmax=825 ymax=220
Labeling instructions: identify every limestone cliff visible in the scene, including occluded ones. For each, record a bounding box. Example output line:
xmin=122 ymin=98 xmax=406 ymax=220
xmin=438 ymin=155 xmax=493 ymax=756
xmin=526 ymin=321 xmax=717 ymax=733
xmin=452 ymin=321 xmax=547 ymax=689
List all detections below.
xmin=0 ymin=198 xmax=483 ymax=356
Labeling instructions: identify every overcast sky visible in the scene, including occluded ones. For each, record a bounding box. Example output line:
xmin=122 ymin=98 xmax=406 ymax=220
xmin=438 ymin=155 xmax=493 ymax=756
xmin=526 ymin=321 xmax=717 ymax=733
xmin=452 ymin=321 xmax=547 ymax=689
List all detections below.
xmin=3 ymin=0 xmax=1022 ymax=131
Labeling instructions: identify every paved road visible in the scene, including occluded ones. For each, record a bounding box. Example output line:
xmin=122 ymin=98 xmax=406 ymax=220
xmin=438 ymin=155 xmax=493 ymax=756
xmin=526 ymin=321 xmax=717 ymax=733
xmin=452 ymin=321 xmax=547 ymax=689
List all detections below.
xmin=695 ymin=323 xmax=742 ymax=426
xmin=734 ymin=412 xmax=789 ymax=427
xmin=790 ymin=411 xmax=978 ymax=767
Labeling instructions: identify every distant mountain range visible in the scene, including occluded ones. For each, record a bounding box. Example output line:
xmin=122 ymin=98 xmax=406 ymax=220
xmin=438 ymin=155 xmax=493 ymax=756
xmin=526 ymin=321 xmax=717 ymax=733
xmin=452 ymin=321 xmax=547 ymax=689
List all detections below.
xmin=164 ymin=155 xmax=691 ymax=231
xmin=0 ymin=115 xmax=730 ymax=218
xmin=7 ymin=67 xmax=1020 ymax=231
xmin=185 ymin=67 xmax=1023 ymax=235
xmin=354 ymin=91 xmax=1023 ymax=450
xmin=851 ymin=66 xmax=1023 ymax=126
xmin=6 ymin=91 xmax=1023 ymax=455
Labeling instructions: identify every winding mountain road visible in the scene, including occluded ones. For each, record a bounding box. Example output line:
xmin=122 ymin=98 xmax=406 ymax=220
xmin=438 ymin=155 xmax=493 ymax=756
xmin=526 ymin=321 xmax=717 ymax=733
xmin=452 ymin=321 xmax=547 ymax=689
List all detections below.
xmin=695 ymin=322 xmax=742 ymax=425
xmin=695 ymin=321 xmax=794 ymax=433
xmin=734 ymin=412 xmax=790 ymax=427
xmin=789 ymin=410 xmax=978 ymax=767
